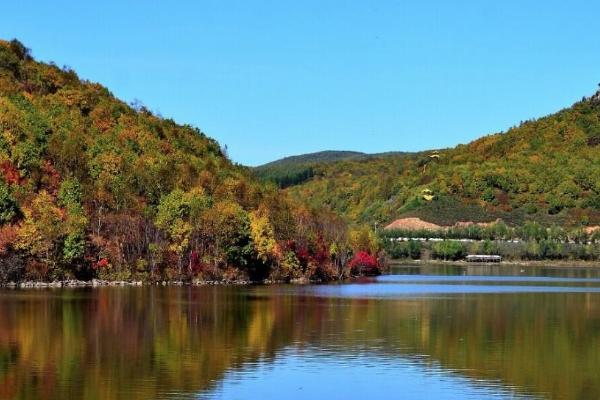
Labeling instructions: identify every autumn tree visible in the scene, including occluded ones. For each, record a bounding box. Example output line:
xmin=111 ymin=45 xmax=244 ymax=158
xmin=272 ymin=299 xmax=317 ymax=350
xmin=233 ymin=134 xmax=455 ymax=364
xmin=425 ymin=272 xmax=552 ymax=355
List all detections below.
xmin=16 ymin=191 xmax=65 ymax=277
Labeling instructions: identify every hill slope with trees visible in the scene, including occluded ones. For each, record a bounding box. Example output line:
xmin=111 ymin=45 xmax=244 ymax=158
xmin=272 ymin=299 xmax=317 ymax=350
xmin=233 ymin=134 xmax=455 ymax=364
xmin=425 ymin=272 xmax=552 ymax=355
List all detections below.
xmin=283 ymin=88 xmax=600 ymax=227
xmin=254 ymin=150 xmax=409 ymax=188
xmin=0 ymin=39 xmax=378 ymax=284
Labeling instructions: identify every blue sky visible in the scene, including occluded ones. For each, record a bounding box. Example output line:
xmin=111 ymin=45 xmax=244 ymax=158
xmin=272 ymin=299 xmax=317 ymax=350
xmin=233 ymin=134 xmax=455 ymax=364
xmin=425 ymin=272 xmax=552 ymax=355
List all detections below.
xmin=1 ymin=1 xmax=599 ymax=166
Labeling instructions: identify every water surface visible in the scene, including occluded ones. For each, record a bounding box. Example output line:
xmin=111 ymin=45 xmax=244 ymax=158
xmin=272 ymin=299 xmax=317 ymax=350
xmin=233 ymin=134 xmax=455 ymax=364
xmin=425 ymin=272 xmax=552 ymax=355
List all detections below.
xmin=2 ymin=265 xmax=600 ymax=399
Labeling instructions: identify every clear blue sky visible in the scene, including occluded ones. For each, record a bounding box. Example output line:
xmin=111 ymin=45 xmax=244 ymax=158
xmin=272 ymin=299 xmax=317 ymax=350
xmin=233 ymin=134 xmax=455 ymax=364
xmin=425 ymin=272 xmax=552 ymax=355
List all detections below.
xmin=1 ymin=1 xmax=599 ymax=166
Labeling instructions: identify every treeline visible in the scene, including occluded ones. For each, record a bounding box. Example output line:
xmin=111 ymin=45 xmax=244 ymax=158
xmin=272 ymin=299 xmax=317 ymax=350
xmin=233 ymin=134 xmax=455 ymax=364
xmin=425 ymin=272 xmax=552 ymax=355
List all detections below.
xmin=0 ymin=39 xmax=380 ymax=284
xmin=385 ymin=238 xmax=600 ymax=262
xmin=381 ymin=221 xmax=600 ymax=243
xmin=382 ymin=220 xmax=600 ymax=262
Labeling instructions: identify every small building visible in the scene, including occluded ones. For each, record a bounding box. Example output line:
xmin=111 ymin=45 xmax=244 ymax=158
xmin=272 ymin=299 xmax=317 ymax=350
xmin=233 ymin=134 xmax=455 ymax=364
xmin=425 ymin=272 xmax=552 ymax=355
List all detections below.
xmin=466 ymin=255 xmax=502 ymax=263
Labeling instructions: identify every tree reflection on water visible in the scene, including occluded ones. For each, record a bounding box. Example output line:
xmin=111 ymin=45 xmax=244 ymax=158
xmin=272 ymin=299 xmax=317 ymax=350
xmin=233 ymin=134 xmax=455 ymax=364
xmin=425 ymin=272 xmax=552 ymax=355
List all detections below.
xmin=0 ymin=283 xmax=599 ymax=399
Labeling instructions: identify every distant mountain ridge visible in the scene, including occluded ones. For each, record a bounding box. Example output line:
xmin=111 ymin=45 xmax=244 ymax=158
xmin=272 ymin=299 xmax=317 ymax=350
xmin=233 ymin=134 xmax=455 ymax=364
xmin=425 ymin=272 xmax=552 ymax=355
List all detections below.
xmin=256 ymin=150 xmax=366 ymax=168
xmin=256 ymin=150 xmax=411 ymax=168
xmin=253 ymin=150 xmax=411 ymax=188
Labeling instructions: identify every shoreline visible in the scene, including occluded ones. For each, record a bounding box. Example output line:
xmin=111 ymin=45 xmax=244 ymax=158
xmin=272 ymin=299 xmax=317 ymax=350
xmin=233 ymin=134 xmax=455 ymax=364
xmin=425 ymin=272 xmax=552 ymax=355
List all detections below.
xmin=5 ymin=260 xmax=600 ymax=289
xmin=0 ymin=277 xmax=326 ymax=289
xmin=0 ymin=278 xmax=255 ymax=289
xmin=389 ymin=259 xmax=600 ymax=268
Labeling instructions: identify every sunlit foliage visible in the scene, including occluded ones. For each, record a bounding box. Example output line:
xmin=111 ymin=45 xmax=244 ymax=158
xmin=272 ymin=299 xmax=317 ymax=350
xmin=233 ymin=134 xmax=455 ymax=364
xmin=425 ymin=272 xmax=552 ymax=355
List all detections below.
xmin=0 ymin=39 xmax=376 ymax=283
xmin=271 ymin=89 xmax=600 ymax=228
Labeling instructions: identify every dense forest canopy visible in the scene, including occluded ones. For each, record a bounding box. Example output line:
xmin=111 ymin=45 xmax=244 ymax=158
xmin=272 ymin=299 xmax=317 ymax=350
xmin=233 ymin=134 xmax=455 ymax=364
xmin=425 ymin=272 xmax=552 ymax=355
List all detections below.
xmin=254 ymin=150 xmax=409 ymax=188
xmin=0 ymin=39 xmax=378 ymax=283
xmin=269 ymin=88 xmax=600 ymax=227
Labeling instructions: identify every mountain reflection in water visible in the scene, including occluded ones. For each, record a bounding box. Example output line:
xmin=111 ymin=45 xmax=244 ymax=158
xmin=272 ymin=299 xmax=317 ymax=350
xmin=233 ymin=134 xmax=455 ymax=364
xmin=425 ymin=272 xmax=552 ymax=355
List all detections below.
xmin=1 ymin=266 xmax=600 ymax=399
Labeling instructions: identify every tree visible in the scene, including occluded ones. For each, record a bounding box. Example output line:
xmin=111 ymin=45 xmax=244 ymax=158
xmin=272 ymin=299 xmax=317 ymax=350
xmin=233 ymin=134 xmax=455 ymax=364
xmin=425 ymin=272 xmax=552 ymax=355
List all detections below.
xmin=155 ymin=189 xmax=193 ymax=277
xmin=432 ymin=241 xmax=466 ymax=261
xmin=58 ymin=178 xmax=87 ymax=264
xmin=278 ymin=250 xmax=302 ymax=281
xmin=0 ymin=181 xmax=20 ymax=224
xmin=520 ymin=222 xmax=547 ymax=241
xmin=249 ymin=209 xmax=277 ymax=263
xmin=348 ymin=251 xmax=380 ymax=276
xmin=349 ymin=226 xmax=379 ymax=255
xmin=16 ymin=191 xmax=65 ymax=271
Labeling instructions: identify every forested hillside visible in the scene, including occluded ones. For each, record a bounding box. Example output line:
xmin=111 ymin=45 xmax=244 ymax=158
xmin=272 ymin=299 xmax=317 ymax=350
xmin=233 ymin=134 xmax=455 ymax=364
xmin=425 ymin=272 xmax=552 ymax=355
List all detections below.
xmin=0 ymin=39 xmax=375 ymax=283
xmin=254 ymin=150 xmax=408 ymax=188
xmin=258 ymin=150 xmax=367 ymax=167
xmin=2 ymin=38 xmax=598 ymax=284
xmin=283 ymin=89 xmax=600 ymax=227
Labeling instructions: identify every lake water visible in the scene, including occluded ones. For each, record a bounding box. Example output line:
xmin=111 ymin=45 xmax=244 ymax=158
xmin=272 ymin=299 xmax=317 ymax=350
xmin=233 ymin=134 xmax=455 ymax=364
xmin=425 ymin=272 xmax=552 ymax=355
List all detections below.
xmin=2 ymin=264 xmax=600 ymax=399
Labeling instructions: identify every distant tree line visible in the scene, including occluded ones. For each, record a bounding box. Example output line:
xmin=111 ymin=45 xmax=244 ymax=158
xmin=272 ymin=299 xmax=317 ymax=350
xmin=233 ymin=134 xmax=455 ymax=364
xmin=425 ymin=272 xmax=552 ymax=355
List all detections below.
xmin=381 ymin=221 xmax=600 ymax=243
xmin=382 ymin=221 xmax=600 ymax=262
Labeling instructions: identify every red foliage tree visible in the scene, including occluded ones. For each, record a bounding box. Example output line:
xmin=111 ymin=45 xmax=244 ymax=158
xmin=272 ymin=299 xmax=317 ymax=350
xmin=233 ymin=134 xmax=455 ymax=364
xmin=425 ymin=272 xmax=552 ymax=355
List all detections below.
xmin=295 ymin=244 xmax=310 ymax=267
xmin=95 ymin=258 xmax=109 ymax=269
xmin=0 ymin=225 xmax=18 ymax=254
xmin=189 ymin=250 xmax=205 ymax=273
xmin=348 ymin=251 xmax=380 ymax=276
xmin=312 ymin=235 xmax=329 ymax=264
xmin=41 ymin=160 xmax=61 ymax=195
xmin=1 ymin=161 xmax=21 ymax=185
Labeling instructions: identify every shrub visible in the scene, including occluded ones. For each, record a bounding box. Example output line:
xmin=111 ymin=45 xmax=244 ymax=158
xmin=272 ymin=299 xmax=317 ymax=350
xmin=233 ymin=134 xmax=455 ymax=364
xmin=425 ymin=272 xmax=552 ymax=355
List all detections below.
xmin=277 ymin=251 xmax=303 ymax=281
xmin=348 ymin=251 xmax=380 ymax=276
xmin=0 ymin=252 xmax=25 ymax=283
xmin=386 ymin=240 xmax=421 ymax=259
xmin=523 ymin=240 xmax=564 ymax=260
xmin=432 ymin=241 xmax=466 ymax=261
xmin=386 ymin=240 xmax=413 ymax=259
xmin=481 ymin=239 xmax=499 ymax=255
xmin=539 ymin=240 xmax=564 ymax=259
xmin=386 ymin=241 xmax=406 ymax=259
xmin=520 ymin=222 xmax=547 ymax=241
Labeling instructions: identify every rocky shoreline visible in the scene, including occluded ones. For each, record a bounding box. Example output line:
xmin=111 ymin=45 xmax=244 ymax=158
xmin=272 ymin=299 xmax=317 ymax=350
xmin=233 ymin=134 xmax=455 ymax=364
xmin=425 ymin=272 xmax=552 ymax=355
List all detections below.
xmin=1 ymin=279 xmax=253 ymax=289
xmin=0 ymin=277 xmax=317 ymax=289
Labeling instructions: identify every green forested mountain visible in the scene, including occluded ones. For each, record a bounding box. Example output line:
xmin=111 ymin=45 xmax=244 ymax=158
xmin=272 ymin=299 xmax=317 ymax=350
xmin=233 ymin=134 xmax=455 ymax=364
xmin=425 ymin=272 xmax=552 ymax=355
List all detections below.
xmin=253 ymin=150 xmax=364 ymax=188
xmin=0 ymin=39 xmax=370 ymax=283
xmin=258 ymin=150 xmax=367 ymax=167
xmin=282 ymin=89 xmax=600 ymax=227
xmin=254 ymin=150 xmax=409 ymax=188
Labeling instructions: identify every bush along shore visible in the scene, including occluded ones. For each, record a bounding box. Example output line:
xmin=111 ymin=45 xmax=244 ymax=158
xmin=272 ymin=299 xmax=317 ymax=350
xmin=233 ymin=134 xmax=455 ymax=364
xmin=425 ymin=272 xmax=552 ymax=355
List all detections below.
xmin=382 ymin=225 xmax=600 ymax=263
xmin=380 ymin=220 xmax=600 ymax=262
xmin=384 ymin=238 xmax=600 ymax=262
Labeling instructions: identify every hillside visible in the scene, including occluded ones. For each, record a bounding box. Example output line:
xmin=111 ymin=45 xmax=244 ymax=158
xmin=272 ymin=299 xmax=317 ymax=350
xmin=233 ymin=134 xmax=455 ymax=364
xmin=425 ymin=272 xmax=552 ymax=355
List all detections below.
xmin=258 ymin=150 xmax=367 ymax=167
xmin=254 ymin=150 xmax=409 ymax=188
xmin=0 ymin=39 xmax=359 ymax=283
xmin=284 ymin=89 xmax=600 ymax=227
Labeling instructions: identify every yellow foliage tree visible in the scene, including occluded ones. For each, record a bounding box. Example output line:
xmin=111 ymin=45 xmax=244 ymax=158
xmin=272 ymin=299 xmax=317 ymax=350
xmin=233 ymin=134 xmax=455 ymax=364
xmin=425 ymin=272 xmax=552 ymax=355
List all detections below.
xmin=349 ymin=225 xmax=379 ymax=255
xmin=16 ymin=191 xmax=65 ymax=264
xmin=249 ymin=210 xmax=277 ymax=263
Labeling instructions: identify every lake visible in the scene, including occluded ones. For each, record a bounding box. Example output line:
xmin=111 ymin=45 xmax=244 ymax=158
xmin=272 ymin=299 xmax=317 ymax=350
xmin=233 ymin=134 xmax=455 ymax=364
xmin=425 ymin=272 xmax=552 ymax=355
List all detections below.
xmin=2 ymin=264 xmax=600 ymax=399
